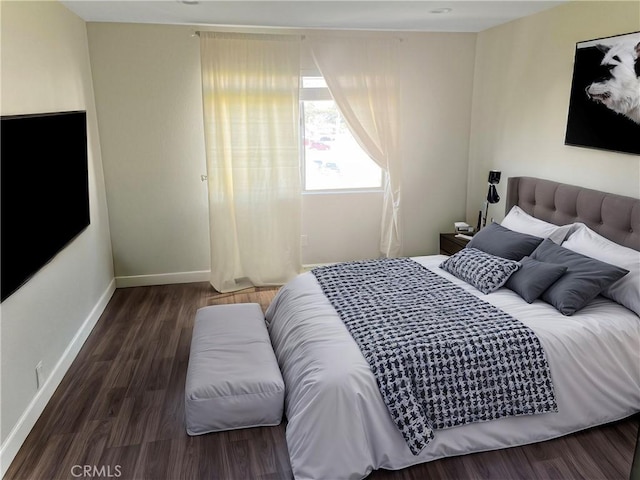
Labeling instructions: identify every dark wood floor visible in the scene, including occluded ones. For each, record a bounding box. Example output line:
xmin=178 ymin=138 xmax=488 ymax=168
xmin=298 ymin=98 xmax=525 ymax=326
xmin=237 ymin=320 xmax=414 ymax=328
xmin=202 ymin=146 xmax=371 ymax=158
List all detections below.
xmin=6 ymin=282 xmax=639 ymax=480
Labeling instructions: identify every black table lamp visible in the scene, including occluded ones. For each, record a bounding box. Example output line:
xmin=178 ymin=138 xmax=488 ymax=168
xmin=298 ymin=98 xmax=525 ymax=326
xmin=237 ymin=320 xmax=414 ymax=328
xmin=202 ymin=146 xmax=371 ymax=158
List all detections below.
xmin=481 ymin=170 xmax=501 ymax=229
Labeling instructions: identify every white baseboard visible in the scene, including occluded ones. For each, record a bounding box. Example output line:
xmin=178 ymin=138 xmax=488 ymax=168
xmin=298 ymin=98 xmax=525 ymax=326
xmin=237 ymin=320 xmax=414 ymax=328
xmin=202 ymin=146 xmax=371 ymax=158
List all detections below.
xmin=0 ymin=278 xmax=117 ymax=479
xmin=115 ymin=270 xmax=211 ymax=288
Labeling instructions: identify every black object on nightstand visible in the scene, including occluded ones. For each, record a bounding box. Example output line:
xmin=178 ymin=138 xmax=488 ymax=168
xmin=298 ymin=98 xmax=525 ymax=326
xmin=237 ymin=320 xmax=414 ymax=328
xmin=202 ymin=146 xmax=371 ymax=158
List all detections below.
xmin=439 ymin=233 xmax=472 ymax=256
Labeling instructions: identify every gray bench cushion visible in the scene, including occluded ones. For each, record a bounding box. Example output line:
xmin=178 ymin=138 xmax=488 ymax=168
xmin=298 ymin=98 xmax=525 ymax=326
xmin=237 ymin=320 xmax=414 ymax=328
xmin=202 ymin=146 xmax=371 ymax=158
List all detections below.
xmin=185 ymin=303 xmax=284 ymax=435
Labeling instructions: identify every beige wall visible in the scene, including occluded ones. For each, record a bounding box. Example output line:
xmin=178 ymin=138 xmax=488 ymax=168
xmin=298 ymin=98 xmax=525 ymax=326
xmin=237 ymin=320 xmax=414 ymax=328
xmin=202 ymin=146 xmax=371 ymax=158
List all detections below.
xmin=400 ymin=32 xmax=476 ymax=256
xmin=467 ymin=1 xmax=640 ymax=225
xmin=86 ymin=24 xmax=476 ymax=272
xmin=0 ymin=0 xmax=114 ymax=470
xmin=87 ymin=24 xmax=211 ymax=283
xmin=302 ymin=192 xmax=384 ymax=264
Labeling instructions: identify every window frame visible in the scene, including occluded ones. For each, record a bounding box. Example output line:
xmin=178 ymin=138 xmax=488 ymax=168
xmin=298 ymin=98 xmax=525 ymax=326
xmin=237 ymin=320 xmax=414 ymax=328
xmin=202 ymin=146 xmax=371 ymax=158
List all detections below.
xmin=299 ymin=75 xmax=384 ymax=194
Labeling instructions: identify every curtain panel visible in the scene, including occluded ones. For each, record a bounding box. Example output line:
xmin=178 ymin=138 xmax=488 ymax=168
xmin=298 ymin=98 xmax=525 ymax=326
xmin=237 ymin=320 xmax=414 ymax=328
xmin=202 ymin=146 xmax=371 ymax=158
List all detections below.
xmin=200 ymin=32 xmax=302 ymax=292
xmin=307 ymin=36 xmax=402 ymax=257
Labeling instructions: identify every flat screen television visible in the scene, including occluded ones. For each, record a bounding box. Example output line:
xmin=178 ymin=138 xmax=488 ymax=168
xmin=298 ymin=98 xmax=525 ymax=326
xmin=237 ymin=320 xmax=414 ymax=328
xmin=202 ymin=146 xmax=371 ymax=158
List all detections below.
xmin=1 ymin=110 xmax=90 ymax=302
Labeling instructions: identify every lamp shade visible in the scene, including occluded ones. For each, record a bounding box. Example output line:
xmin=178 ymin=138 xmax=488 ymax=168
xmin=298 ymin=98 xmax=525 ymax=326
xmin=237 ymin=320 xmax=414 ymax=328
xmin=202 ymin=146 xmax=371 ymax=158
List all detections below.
xmin=487 ymin=184 xmax=500 ymax=204
xmin=481 ymin=170 xmax=502 ymax=229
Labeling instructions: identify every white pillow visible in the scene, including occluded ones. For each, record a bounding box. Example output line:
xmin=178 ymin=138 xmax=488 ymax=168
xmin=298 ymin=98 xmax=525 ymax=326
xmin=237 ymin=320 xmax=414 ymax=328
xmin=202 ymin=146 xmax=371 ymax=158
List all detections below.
xmin=562 ymin=223 xmax=640 ymax=316
xmin=502 ymin=206 xmax=574 ymax=244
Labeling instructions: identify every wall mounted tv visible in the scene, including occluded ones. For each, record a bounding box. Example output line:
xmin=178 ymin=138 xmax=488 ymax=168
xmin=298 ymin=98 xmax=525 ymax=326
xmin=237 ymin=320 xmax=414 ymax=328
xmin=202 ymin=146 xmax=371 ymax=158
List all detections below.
xmin=1 ymin=110 xmax=90 ymax=302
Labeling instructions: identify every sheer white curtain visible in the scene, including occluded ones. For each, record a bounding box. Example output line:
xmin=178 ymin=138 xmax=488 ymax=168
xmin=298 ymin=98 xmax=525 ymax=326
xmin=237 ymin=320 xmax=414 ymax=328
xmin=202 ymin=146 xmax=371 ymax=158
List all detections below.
xmin=200 ymin=32 xmax=302 ymax=292
xmin=307 ymin=36 xmax=402 ymax=257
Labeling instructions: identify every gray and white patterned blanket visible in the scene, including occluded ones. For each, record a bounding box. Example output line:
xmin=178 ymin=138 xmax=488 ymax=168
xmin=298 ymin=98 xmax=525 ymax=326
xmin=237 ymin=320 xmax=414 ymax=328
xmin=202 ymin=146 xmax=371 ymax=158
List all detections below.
xmin=312 ymin=257 xmax=557 ymax=455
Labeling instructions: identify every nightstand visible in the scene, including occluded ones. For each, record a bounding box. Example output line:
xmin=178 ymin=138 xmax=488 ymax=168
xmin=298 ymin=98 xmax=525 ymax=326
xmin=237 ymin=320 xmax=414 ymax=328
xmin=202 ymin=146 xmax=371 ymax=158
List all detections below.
xmin=439 ymin=233 xmax=472 ymax=256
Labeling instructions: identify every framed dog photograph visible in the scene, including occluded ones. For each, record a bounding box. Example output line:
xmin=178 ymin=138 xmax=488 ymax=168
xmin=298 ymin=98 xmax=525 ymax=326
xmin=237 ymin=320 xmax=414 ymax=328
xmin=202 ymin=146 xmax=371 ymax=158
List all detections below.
xmin=565 ymin=31 xmax=640 ymax=155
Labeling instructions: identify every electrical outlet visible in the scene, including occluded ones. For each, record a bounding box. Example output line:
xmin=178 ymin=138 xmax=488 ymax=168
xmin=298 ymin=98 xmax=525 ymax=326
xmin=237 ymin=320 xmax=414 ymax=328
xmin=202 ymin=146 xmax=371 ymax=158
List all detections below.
xmin=35 ymin=361 xmax=44 ymax=390
xmin=301 ymin=235 xmax=308 ymax=247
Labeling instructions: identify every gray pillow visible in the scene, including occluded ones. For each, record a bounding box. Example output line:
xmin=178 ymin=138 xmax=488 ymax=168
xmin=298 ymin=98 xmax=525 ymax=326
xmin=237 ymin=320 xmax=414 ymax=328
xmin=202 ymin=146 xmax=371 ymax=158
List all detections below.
xmin=467 ymin=222 xmax=543 ymax=261
xmin=505 ymin=256 xmax=568 ymax=304
xmin=530 ymin=239 xmax=630 ymax=315
xmin=440 ymin=248 xmax=521 ymax=294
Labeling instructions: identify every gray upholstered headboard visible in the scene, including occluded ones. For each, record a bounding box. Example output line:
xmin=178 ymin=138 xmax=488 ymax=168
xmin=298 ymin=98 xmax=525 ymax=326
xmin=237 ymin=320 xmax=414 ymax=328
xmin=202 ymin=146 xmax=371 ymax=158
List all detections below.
xmin=506 ymin=176 xmax=640 ymax=251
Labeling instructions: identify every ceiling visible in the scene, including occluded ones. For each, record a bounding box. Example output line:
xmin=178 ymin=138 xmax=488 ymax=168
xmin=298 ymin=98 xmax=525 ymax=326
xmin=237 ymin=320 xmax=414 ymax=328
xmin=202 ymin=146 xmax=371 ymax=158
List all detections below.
xmin=60 ymin=1 xmax=566 ymax=33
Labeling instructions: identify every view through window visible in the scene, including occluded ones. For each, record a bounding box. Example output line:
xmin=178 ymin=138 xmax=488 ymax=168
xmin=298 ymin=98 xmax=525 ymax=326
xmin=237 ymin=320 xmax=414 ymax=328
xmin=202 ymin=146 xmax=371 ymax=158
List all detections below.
xmin=301 ymin=77 xmax=382 ymax=191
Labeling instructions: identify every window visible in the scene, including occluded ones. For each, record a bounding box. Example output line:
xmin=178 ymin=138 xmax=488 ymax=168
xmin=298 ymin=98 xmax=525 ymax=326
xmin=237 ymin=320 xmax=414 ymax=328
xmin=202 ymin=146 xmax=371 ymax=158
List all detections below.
xmin=301 ymin=77 xmax=383 ymax=191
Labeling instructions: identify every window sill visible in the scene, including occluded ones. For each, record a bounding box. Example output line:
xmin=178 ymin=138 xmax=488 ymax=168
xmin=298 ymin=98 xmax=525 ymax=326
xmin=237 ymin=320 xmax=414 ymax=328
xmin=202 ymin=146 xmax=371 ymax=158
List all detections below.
xmin=302 ymin=188 xmax=384 ymax=196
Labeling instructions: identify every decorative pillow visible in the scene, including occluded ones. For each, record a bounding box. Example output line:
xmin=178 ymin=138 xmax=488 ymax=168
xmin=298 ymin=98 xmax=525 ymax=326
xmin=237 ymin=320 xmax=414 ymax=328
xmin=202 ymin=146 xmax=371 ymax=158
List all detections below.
xmin=530 ymin=239 xmax=630 ymax=315
xmin=439 ymin=248 xmax=521 ymax=294
xmin=562 ymin=223 xmax=640 ymax=316
xmin=466 ymin=222 xmax=543 ymax=261
xmin=502 ymin=206 xmax=575 ymax=244
xmin=505 ymin=256 xmax=568 ymax=304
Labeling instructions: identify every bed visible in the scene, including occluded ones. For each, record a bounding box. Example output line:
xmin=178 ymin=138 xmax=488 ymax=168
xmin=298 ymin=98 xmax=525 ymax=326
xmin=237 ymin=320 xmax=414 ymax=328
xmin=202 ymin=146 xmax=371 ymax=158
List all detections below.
xmin=265 ymin=176 xmax=640 ymax=480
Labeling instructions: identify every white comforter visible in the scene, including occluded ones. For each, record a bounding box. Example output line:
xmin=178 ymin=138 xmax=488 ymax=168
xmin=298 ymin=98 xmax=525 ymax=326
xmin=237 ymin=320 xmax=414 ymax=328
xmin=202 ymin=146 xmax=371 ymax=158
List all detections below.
xmin=265 ymin=255 xmax=640 ymax=480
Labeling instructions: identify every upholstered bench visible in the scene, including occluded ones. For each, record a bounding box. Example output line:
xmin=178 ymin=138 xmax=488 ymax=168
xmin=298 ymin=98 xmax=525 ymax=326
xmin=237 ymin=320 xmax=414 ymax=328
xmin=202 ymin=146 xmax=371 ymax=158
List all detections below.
xmin=185 ymin=303 xmax=285 ymax=435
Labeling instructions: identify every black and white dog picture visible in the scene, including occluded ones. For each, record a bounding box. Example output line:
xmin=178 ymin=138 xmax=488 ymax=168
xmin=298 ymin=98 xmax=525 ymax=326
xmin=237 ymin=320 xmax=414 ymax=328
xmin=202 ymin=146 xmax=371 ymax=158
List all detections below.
xmin=565 ymin=31 xmax=640 ymax=155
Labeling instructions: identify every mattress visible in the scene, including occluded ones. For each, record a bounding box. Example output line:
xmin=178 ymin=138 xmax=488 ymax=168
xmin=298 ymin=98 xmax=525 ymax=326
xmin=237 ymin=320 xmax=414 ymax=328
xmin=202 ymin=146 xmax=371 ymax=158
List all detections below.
xmin=265 ymin=255 xmax=640 ymax=480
